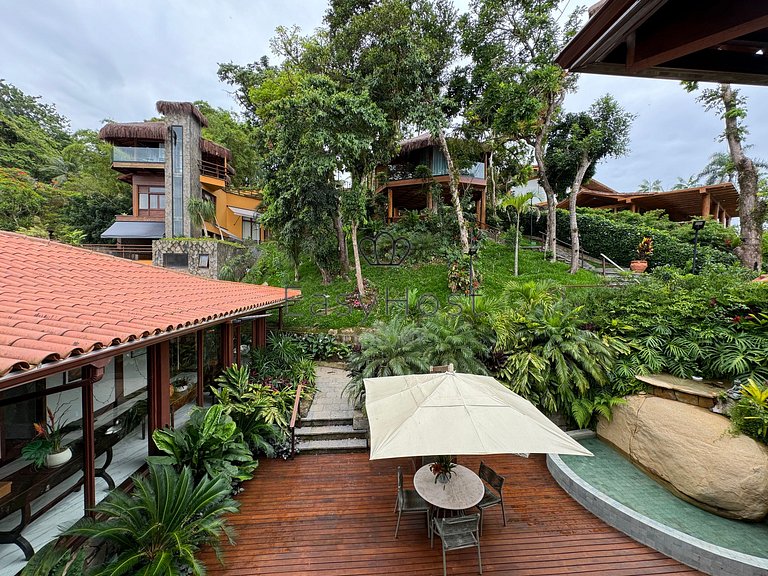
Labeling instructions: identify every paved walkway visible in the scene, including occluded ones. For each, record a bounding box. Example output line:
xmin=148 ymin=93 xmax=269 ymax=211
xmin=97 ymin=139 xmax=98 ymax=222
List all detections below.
xmin=304 ymin=365 xmax=354 ymax=421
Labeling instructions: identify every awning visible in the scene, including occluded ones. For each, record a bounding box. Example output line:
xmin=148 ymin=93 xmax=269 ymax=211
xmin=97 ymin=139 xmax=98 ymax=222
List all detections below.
xmin=228 ymin=206 xmax=260 ymax=219
xmin=203 ymin=222 xmax=239 ymax=240
xmin=101 ymin=221 xmax=165 ymax=239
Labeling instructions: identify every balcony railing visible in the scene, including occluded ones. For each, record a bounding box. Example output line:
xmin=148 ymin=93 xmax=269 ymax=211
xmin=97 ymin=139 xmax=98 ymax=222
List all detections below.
xmin=199 ymin=159 xmax=227 ymax=181
xmin=81 ymin=244 xmax=153 ymax=261
xmin=386 ymin=161 xmax=485 ymax=182
xmin=112 ymin=146 xmax=165 ymax=164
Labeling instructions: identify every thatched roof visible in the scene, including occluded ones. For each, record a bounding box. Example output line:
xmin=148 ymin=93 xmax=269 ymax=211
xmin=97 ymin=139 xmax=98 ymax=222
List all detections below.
xmin=200 ymin=138 xmax=232 ymax=161
xmin=398 ymin=133 xmax=439 ymax=154
xmin=99 ymin=121 xmax=165 ymax=141
xmin=155 ymin=101 xmax=209 ymax=127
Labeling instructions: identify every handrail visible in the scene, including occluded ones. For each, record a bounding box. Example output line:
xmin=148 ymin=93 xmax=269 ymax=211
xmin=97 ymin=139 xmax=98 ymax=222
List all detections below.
xmin=600 ymin=253 xmax=626 ymax=276
xmin=289 ymin=383 xmax=304 ymax=459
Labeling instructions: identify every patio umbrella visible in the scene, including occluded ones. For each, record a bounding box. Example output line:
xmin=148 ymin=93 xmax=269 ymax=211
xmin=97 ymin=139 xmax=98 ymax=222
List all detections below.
xmin=364 ymin=370 xmax=592 ymax=460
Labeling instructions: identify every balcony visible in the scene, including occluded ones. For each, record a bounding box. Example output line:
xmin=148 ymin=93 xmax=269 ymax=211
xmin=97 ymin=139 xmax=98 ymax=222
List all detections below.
xmin=199 ymin=159 xmax=228 ymax=182
xmin=386 ymin=161 xmax=485 ymax=182
xmin=112 ymin=146 xmax=165 ymax=164
xmin=81 ymin=244 xmax=153 ymax=261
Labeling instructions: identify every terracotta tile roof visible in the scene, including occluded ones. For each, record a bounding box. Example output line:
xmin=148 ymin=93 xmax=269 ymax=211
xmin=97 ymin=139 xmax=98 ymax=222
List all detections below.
xmin=0 ymin=232 xmax=299 ymax=378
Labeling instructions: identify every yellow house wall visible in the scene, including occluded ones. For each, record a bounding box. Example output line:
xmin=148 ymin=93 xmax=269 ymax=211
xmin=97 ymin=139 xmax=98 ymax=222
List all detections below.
xmin=200 ymin=180 xmax=261 ymax=240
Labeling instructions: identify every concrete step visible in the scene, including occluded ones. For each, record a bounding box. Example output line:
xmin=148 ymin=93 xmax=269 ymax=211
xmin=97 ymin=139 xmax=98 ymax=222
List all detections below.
xmin=297 ymin=436 xmax=369 ymax=454
xmin=295 ymin=424 xmax=364 ymax=442
xmin=300 ymin=417 xmax=353 ymax=428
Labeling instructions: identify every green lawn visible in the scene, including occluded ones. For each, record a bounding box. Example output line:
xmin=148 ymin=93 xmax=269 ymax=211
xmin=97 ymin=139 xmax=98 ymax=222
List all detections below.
xmin=253 ymin=239 xmax=601 ymax=331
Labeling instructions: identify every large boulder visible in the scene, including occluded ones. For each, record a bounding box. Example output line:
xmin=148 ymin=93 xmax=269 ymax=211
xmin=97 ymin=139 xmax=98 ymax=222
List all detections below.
xmin=597 ymin=394 xmax=768 ymax=521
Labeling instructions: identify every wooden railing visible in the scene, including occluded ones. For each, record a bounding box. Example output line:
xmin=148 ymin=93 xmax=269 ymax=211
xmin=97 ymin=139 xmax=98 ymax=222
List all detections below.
xmin=289 ymin=384 xmax=304 ymax=459
xmin=81 ymin=244 xmax=153 ymax=261
xmin=199 ymin=159 xmax=227 ymax=181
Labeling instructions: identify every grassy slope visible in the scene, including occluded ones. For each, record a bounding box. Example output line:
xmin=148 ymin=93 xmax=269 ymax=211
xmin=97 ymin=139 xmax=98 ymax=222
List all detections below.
xmin=257 ymin=240 xmax=600 ymax=330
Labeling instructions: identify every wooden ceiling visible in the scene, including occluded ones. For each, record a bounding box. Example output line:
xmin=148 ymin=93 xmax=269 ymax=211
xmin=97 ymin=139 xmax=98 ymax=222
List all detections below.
xmin=556 ymin=0 xmax=768 ymax=86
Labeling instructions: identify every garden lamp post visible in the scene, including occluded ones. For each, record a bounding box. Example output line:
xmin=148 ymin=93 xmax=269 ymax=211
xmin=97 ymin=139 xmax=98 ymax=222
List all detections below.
xmin=691 ymin=220 xmax=705 ymax=274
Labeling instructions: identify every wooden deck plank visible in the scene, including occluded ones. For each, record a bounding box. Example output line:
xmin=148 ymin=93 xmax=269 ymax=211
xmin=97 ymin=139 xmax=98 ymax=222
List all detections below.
xmin=202 ymin=453 xmax=703 ymax=575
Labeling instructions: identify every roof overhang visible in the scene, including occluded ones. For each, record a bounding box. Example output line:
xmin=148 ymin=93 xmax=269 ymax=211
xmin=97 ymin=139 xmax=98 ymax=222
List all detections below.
xmin=556 ymin=0 xmax=768 ymax=86
xmin=101 ymin=221 xmax=165 ymax=239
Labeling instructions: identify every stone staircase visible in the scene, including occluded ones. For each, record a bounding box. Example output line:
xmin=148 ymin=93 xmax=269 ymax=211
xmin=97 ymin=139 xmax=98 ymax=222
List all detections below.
xmin=294 ymin=365 xmax=369 ymax=455
xmin=295 ymin=416 xmax=368 ymax=454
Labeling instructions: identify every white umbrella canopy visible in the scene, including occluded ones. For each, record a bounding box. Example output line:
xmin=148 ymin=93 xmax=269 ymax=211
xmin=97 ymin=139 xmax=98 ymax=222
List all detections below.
xmin=364 ymin=371 xmax=593 ymax=460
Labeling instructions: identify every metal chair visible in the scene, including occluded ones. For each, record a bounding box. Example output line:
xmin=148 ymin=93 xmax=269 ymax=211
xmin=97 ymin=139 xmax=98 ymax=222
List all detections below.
xmin=394 ymin=466 xmax=429 ymax=538
xmin=431 ymin=513 xmax=482 ymax=576
xmin=476 ymin=461 xmax=506 ymax=535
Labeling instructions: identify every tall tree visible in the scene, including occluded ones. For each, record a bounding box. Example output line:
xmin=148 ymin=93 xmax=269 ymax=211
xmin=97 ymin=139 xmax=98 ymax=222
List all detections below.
xmin=0 ymin=80 xmax=71 ymax=180
xmin=459 ymin=0 xmax=582 ymax=261
xmin=637 ymin=178 xmax=663 ymax=192
xmin=686 ymin=82 xmax=766 ymax=271
xmin=545 ymin=95 xmax=633 ymax=273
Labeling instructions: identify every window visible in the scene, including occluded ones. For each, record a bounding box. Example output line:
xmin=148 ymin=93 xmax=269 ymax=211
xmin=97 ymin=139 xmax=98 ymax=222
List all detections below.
xmin=163 ymin=253 xmax=188 ymax=268
xmin=242 ymin=217 xmax=260 ymax=242
xmin=171 ymin=126 xmax=184 ymax=237
xmin=137 ymin=186 xmax=165 ymax=216
xmin=198 ymin=254 xmax=210 ymax=268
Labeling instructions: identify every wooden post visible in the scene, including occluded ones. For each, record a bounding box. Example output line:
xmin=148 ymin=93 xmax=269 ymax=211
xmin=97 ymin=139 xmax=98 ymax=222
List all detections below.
xmin=81 ymin=368 xmax=97 ymax=516
xmin=234 ymin=323 xmax=242 ymax=366
xmin=196 ymin=330 xmax=204 ymax=406
xmin=148 ymin=341 xmax=171 ymax=452
xmin=114 ymin=354 xmax=124 ymax=403
xmin=480 ymin=187 xmax=487 ymax=228
xmin=700 ymin=191 xmax=711 ymax=218
xmin=387 ymin=189 xmax=393 ymax=223
xmin=255 ymin=317 xmax=267 ymax=349
xmin=220 ymin=322 xmax=234 ymax=369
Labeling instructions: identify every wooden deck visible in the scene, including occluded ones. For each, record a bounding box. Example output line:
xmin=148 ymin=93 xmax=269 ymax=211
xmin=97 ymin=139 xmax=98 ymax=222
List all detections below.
xmin=203 ymin=452 xmax=702 ymax=576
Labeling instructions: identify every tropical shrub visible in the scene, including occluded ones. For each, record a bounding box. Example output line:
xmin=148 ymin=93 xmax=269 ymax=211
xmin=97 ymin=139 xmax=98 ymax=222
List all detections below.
xmin=447 ymin=252 xmax=482 ymax=294
xmin=150 ymin=405 xmax=257 ymax=484
xmin=287 ymin=332 xmax=351 ymax=360
xmin=66 ymin=463 xmax=238 ymax=576
xmin=422 ymin=314 xmax=488 ymax=375
xmin=250 ymin=332 xmax=317 ymax=388
xmin=20 ymin=541 xmax=85 ymax=576
xmin=345 ymin=317 xmax=431 ymax=407
xmin=730 ymin=379 xmax=768 ymax=444
xmin=492 ymin=281 xmax=628 ymax=420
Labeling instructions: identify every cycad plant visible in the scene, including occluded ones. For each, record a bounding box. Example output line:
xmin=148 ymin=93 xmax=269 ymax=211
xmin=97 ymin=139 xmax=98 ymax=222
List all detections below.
xmin=423 ymin=314 xmax=488 ymax=375
xmin=492 ymin=299 xmax=622 ymax=416
xmin=65 ymin=463 xmax=238 ymax=576
xmin=345 ymin=317 xmax=430 ymax=407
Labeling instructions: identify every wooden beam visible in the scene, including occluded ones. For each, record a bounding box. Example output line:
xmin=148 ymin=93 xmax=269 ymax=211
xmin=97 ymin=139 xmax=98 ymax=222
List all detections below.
xmin=220 ymin=322 xmax=234 ymax=369
xmin=196 ymin=330 xmax=204 ymax=407
xmin=387 ymin=189 xmax=393 ymax=221
xmin=630 ymin=0 xmax=768 ymax=72
xmin=255 ymin=317 xmax=267 ymax=349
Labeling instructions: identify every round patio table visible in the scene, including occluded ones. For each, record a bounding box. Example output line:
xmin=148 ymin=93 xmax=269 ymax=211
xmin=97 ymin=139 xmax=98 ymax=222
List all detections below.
xmin=413 ymin=464 xmax=485 ymax=511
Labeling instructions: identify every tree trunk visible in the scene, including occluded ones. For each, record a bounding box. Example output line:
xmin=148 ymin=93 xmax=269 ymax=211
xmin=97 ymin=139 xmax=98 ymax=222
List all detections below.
xmin=514 ymin=210 xmax=520 ymax=276
xmin=720 ymin=83 xmax=765 ymax=271
xmin=568 ymin=153 xmax=592 ymax=274
xmin=488 ymin=150 xmax=497 ymax=218
xmin=532 ymin=90 xmax=564 ymax=263
xmin=333 ymin=208 xmax=350 ymax=274
xmin=350 ymin=220 xmax=366 ymax=296
xmin=437 ymin=130 xmax=470 ymax=254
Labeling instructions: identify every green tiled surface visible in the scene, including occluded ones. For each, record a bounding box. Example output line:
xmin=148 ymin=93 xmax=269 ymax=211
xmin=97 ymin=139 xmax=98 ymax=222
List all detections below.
xmin=561 ymin=438 xmax=768 ymax=558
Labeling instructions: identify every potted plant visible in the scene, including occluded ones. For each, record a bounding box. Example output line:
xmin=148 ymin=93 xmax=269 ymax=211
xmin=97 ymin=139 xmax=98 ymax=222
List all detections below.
xmin=429 ymin=455 xmax=456 ymax=484
xmin=630 ymin=236 xmax=653 ymax=272
xmin=173 ymin=377 xmax=190 ymax=393
xmin=22 ymin=406 xmax=72 ymax=468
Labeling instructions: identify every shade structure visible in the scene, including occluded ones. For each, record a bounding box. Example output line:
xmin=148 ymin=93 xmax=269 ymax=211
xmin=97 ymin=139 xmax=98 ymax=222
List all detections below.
xmin=364 ymin=371 xmax=592 ymax=460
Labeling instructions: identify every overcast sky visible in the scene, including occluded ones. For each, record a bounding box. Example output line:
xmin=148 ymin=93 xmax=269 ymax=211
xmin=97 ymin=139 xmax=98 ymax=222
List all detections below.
xmin=2 ymin=0 xmax=766 ymax=192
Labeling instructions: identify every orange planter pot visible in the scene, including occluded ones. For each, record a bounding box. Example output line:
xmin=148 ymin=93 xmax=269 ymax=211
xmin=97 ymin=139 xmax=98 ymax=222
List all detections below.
xmin=630 ymin=260 xmax=648 ymax=273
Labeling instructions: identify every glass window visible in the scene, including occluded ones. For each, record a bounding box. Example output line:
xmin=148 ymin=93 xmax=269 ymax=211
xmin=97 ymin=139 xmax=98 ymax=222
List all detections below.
xmin=171 ymin=126 xmax=184 ymax=237
xmin=242 ymin=217 xmax=259 ymax=242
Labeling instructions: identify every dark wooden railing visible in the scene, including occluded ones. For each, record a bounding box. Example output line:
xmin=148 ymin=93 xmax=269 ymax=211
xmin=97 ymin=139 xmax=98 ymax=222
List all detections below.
xmin=81 ymin=244 xmax=153 ymax=261
xmin=289 ymin=384 xmax=304 ymax=459
xmin=199 ymin=160 xmax=227 ymax=181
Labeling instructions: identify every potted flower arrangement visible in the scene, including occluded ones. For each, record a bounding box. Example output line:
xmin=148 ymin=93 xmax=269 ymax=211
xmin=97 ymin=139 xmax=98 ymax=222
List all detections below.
xmin=630 ymin=236 xmax=653 ymax=272
xmin=22 ymin=406 xmax=72 ymax=468
xmin=429 ymin=455 xmax=456 ymax=484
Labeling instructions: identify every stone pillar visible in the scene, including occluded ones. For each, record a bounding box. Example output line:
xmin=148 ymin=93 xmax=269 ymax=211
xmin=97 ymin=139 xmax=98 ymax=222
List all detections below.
xmin=162 ymin=105 xmax=204 ymax=238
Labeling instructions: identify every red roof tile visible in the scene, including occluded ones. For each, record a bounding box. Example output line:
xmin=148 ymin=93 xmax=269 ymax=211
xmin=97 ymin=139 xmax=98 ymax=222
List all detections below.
xmin=0 ymin=232 xmax=299 ymax=378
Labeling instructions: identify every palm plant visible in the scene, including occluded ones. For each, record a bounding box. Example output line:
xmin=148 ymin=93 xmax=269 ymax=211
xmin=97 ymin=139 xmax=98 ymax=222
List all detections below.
xmin=344 ymin=317 xmax=430 ymax=407
xmin=187 ymin=197 xmax=223 ymax=238
xmin=499 ymin=192 xmax=536 ymax=276
xmin=422 ymin=314 xmax=488 ymax=375
xmin=492 ymin=300 xmax=622 ymax=415
xmin=66 ymin=463 xmax=238 ymax=576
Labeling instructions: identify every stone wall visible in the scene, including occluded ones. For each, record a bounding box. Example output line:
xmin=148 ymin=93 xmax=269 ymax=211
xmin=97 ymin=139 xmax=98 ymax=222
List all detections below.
xmin=153 ymin=238 xmax=242 ymax=279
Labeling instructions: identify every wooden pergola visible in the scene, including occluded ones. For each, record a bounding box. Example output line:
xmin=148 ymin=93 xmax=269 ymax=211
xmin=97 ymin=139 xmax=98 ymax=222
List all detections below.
xmin=556 ymin=0 xmax=768 ymax=86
